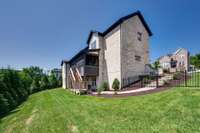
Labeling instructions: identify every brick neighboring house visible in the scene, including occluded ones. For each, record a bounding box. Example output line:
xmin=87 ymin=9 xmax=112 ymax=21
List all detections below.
xmin=158 ymin=48 xmax=190 ymax=72
xmin=61 ymin=11 xmax=152 ymax=90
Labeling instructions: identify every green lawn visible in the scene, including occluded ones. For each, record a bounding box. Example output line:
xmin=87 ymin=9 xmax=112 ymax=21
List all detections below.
xmin=1 ymin=87 xmax=200 ymax=133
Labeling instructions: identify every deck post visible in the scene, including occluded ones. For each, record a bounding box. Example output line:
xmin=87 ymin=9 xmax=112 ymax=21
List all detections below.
xmin=156 ymin=74 xmax=159 ymax=88
xmin=140 ymin=76 xmax=143 ymax=88
xmin=185 ymin=70 xmax=187 ymax=87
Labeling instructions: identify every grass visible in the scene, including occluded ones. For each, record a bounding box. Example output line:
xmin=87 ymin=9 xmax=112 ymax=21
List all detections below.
xmin=1 ymin=87 xmax=200 ymax=133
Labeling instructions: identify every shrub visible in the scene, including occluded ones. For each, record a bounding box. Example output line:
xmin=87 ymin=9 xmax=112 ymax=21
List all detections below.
xmin=102 ymin=82 xmax=109 ymax=91
xmin=173 ymin=72 xmax=182 ymax=80
xmin=0 ymin=94 xmax=9 ymax=116
xmin=30 ymin=79 xmax=40 ymax=93
xmin=97 ymin=87 xmax=103 ymax=95
xmin=40 ymin=75 xmax=50 ymax=90
xmin=112 ymin=78 xmax=120 ymax=94
xmin=163 ymin=69 xmax=170 ymax=74
xmin=48 ymin=74 xmax=58 ymax=89
xmin=0 ymin=67 xmax=61 ymax=116
xmin=163 ymin=80 xmax=170 ymax=85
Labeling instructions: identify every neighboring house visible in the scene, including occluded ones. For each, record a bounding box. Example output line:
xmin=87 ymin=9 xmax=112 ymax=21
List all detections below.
xmin=159 ymin=54 xmax=173 ymax=70
xmin=61 ymin=11 xmax=152 ymax=90
xmin=51 ymin=68 xmax=62 ymax=80
xmin=158 ymin=48 xmax=190 ymax=72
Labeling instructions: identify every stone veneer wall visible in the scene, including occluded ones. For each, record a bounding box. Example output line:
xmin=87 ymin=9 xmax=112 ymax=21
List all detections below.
xmin=120 ymin=15 xmax=150 ymax=86
xmin=97 ymin=36 xmax=106 ymax=88
xmin=103 ymin=26 xmax=121 ymax=89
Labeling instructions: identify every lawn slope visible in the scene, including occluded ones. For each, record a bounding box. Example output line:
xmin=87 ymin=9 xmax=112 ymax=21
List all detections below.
xmin=1 ymin=87 xmax=200 ymax=133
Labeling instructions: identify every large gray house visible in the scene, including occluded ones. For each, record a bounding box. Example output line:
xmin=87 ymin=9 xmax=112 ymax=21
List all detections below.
xmin=61 ymin=11 xmax=152 ymax=90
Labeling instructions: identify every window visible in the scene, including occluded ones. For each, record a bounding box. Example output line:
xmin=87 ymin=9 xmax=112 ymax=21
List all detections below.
xmin=91 ymin=40 xmax=96 ymax=49
xmin=92 ymin=80 xmax=96 ymax=86
xmin=86 ymin=55 xmax=98 ymax=66
xmin=137 ymin=32 xmax=142 ymax=41
xmin=135 ymin=55 xmax=141 ymax=61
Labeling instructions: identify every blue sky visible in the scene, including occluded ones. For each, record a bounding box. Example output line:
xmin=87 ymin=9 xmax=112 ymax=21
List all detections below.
xmin=0 ymin=0 xmax=199 ymax=70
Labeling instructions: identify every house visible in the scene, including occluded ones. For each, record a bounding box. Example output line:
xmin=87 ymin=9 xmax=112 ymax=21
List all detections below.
xmin=158 ymin=48 xmax=190 ymax=72
xmin=61 ymin=11 xmax=152 ymax=90
xmin=51 ymin=68 xmax=62 ymax=80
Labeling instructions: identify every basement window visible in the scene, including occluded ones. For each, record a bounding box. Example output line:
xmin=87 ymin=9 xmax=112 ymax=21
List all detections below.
xmin=135 ymin=55 xmax=141 ymax=61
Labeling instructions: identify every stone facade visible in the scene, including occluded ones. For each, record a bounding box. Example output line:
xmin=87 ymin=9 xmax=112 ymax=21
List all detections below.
xmin=62 ymin=11 xmax=152 ymax=90
xmin=103 ymin=26 xmax=121 ymax=89
xmin=92 ymin=16 xmax=151 ymax=89
xmin=120 ymin=15 xmax=150 ymax=87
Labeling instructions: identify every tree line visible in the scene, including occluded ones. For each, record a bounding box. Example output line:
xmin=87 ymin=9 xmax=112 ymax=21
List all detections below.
xmin=0 ymin=66 xmax=61 ymax=116
xmin=190 ymin=53 xmax=200 ymax=69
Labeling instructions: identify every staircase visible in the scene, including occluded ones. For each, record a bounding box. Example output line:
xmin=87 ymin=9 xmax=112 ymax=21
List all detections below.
xmin=145 ymin=74 xmax=173 ymax=87
xmin=69 ymin=68 xmax=86 ymax=90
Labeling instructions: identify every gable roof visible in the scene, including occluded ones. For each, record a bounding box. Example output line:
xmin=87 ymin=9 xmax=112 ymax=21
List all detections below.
xmin=86 ymin=31 xmax=103 ymax=44
xmin=69 ymin=47 xmax=89 ymax=64
xmin=87 ymin=11 xmax=152 ymax=45
xmin=173 ymin=48 xmax=188 ymax=55
xmin=64 ymin=11 xmax=153 ymax=65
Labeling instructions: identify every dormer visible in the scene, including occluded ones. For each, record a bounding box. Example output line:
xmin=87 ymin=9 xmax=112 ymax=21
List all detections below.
xmin=87 ymin=31 xmax=103 ymax=50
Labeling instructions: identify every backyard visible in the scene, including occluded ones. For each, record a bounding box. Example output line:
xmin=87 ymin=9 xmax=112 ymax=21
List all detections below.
xmin=1 ymin=85 xmax=200 ymax=133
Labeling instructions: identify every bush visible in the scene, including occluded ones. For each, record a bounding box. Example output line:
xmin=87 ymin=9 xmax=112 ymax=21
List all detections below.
xmin=163 ymin=80 xmax=170 ymax=85
xmin=97 ymin=87 xmax=103 ymax=95
xmin=101 ymin=82 xmax=109 ymax=91
xmin=173 ymin=72 xmax=182 ymax=80
xmin=30 ymin=79 xmax=40 ymax=93
xmin=40 ymin=75 xmax=50 ymax=90
xmin=48 ymin=74 xmax=58 ymax=89
xmin=0 ymin=94 xmax=9 ymax=116
xmin=163 ymin=69 xmax=170 ymax=74
xmin=112 ymin=78 xmax=120 ymax=93
xmin=0 ymin=67 xmax=61 ymax=117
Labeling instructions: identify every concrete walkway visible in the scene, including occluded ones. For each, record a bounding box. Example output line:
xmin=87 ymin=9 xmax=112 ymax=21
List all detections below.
xmin=92 ymin=87 xmax=156 ymax=95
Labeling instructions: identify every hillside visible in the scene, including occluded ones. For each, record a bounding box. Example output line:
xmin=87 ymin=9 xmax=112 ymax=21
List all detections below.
xmin=1 ymin=87 xmax=200 ymax=133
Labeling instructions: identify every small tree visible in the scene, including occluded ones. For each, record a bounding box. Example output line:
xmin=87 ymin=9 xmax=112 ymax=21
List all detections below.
xmin=40 ymin=75 xmax=50 ymax=90
xmin=152 ymin=61 xmax=161 ymax=70
xmin=30 ymin=79 xmax=40 ymax=93
xmin=112 ymin=78 xmax=120 ymax=94
xmin=48 ymin=74 xmax=58 ymax=89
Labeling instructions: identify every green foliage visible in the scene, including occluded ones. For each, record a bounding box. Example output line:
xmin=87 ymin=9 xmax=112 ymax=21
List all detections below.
xmin=58 ymin=76 xmax=62 ymax=87
xmin=0 ymin=94 xmax=9 ymax=116
xmin=163 ymin=69 xmax=170 ymax=74
xmin=0 ymin=67 xmax=60 ymax=117
xmin=30 ymin=79 xmax=40 ymax=93
xmin=48 ymin=74 xmax=58 ymax=89
xmin=40 ymin=75 xmax=50 ymax=90
xmin=97 ymin=82 xmax=109 ymax=95
xmin=152 ymin=61 xmax=161 ymax=70
xmin=97 ymin=87 xmax=103 ymax=95
xmin=101 ymin=82 xmax=109 ymax=91
xmin=112 ymin=78 xmax=120 ymax=92
xmin=173 ymin=72 xmax=182 ymax=80
xmin=3 ymin=88 xmax=200 ymax=133
xmin=190 ymin=53 xmax=200 ymax=69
